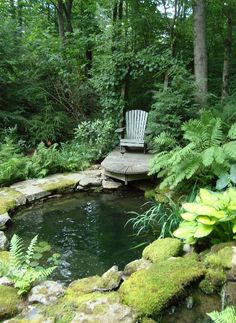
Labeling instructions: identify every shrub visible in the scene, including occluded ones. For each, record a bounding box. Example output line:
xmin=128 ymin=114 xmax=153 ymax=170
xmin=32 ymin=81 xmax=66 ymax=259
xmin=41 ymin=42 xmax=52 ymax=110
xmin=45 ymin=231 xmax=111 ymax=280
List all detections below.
xmin=173 ymin=188 xmax=236 ymax=245
xmin=0 ymin=137 xmax=27 ymax=186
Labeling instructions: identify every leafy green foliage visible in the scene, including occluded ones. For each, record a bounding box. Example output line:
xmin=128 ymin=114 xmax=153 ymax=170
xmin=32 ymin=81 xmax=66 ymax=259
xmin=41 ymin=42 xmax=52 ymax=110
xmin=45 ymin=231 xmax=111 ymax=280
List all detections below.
xmin=173 ymin=188 xmax=236 ymax=245
xmin=147 ymin=70 xmax=198 ymax=150
xmin=207 ymin=306 xmax=236 ymax=323
xmin=150 ymin=113 xmax=236 ymax=189
xmin=0 ymin=138 xmax=27 ymax=186
xmin=0 ymin=235 xmax=56 ymax=295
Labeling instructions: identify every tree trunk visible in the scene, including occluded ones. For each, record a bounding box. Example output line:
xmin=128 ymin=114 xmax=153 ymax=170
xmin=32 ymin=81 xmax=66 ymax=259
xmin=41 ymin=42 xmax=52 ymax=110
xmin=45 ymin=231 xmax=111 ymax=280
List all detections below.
xmin=85 ymin=49 xmax=93 ymax=78
xmin=64 ymin=0 xmax=74 ymax=33
xmin=192 ymin=0 xmax=208 ymax=106
xmin=221 ymin=8 xmax=233 ymax=101
xmin=57 ymin=0 xmax=65 ymax=41
xmin=17 ymin=0 xmax=23 ymax=32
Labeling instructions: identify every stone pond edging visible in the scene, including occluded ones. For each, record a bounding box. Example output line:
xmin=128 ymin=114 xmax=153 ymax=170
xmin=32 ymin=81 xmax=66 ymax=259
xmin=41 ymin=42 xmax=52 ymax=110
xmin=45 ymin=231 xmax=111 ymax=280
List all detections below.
xmin=0 ymin=166 xmax=123 ymax=230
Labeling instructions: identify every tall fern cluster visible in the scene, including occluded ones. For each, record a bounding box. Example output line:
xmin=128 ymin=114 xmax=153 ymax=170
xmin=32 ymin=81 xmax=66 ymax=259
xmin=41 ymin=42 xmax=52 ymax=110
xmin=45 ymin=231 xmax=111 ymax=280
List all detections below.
xmin=149 ymin=113 xmax=236 ymax=189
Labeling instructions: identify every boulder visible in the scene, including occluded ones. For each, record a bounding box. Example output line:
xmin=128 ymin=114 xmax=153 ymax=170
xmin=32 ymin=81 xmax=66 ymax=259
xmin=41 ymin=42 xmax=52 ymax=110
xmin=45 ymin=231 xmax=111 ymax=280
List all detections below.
xmin=0 ymin=213 xmax=11 ymax=229
xmin=224 ymin=281 xmax=236 ymax=306
xmin=79 ymin=177 xmax=102 ymax=188
xmin=28 ymin=281 xmax=65 ymax=305
xmin=0 ymin=231 xmax=9 ymax=250
xmin=123 ymin=258 xmax=152 ymax=277
xmin=69 ymin=266 xmax=122 ymax=293
xmin=102 ymin=180 xmax=122 ymax=190
xmin=71 ymin=295 xmax=137 ymax=323
xmin=119 ymin=255 xmax=205 ymax=316
xmin=142 ymin=238 xmax=182 ymax=263
xmin=0 ymin=286 xmax=22 ymax=320
xmin=199 ymin=269 xmax=226 ymax=295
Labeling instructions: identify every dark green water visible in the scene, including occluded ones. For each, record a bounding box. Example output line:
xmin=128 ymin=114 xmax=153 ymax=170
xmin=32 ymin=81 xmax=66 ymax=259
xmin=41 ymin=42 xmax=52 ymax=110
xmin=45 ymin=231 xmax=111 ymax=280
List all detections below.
xmin=7 ymin=192 xmax=149 ymax=283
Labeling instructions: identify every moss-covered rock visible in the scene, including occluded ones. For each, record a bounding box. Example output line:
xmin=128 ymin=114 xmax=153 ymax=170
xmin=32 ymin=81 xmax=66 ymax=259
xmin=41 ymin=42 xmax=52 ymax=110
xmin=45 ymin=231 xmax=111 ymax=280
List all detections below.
xmin=204 ymin=246 xmax=233 ymax=270
xmin=119 ymin=256 xmax=205 ymax=316
xmin=142 ymin=238 xmax=182 ymax=263
xmin=40 ymin=179 xmax=76 ymax=193
xmin=68 ymin=276 xmax=101 ymax=294
xmin=0 ymin=286 xmax=22 ymax=320
xmin=123 ymin=258 xmax=152 ymax=277
xmin=0 ymin=188 xmax=24 ymax=214
xmin=199 ymin=269 xmax=226 ymax=295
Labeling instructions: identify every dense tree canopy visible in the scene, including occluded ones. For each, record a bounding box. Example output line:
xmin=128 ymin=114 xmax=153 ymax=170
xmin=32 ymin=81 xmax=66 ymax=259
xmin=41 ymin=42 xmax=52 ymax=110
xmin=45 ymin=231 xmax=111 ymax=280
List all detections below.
xmin=0 ymin=0 xmax=236 ymax=145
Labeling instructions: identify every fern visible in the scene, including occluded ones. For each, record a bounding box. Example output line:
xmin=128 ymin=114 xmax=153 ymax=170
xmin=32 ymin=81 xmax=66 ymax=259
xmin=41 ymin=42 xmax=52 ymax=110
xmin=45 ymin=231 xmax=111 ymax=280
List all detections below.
xmin=228 ymin=123 xmax=236 ymax=140
xmin=150 ymin=112 xmax=236 ymax=190
xmin=207 ymin=306 xmax=236 ymax=323
xmin=0 ymin=234 xmax=57 ymax=295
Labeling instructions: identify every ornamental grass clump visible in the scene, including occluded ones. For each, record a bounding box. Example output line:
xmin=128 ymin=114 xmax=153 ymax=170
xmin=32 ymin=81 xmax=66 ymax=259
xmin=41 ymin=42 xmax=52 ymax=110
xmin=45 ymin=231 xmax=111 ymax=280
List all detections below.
xmin=173 ymin=188 xmax=236 ymax=245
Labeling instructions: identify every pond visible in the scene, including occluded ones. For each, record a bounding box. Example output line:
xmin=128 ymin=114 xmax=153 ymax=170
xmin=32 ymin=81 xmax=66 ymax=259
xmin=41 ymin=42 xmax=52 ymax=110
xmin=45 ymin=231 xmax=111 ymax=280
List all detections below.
xmin=6 ymin=191 xmax=150 ymax=283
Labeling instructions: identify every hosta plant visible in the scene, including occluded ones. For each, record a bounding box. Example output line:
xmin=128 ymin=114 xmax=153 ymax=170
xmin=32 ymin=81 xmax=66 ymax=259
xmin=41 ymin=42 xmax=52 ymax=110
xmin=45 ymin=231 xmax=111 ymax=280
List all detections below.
xmin=0 ymin=234 xmax=57 ymax=295
xmin=173 ymin=188 xmax=236 ymax=245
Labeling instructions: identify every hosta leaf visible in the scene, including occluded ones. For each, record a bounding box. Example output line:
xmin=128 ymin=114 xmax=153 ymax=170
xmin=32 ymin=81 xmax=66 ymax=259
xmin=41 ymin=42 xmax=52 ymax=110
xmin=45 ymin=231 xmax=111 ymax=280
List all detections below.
xmin=197 ymin=216 xmax=216 ymax=225
xmin=199 ymin=189 xmax=219 ymax=206
xmin=230 ymin=164 xmax=236 ymax=184
xmin=173 ymin=222 xmax=196 ymax=239
xmin=211 ymin=210 xmax=227 ymax=219
xmin=181 ymin=212 xmax=197 ymax=221
xmin=183 ymin=203 xmax=216 ymax=216
xmin=194 ymin=223 xmax=213 ymax=238
xmin=232 ymin=223 xmax=236 ymax=234
xmin=216 ymin=173 xmax=230 ymax=190
xmin=228 ymin=187 xmax=236 ymax=200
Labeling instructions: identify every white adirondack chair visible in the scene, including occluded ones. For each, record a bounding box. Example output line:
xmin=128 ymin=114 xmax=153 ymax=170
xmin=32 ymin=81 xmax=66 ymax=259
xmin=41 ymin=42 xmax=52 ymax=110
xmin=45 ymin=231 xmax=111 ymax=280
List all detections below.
xmin=115 ymin=110 xmax=149 ymax=153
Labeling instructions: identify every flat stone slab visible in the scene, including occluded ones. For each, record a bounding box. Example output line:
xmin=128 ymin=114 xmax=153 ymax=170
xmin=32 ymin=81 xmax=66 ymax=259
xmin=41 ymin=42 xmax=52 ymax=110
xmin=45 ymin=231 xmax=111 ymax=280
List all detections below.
xmin=101 ymin=148 xmax=153 ymax=175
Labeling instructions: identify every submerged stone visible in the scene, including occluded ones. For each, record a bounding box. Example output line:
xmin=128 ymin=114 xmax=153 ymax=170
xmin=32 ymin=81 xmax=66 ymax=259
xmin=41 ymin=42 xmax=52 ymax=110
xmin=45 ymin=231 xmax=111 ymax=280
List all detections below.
xmin=142 ymin=238 xmax=182 ymax=263
xmin=119 ymin=256 xmax=205 ymax=316
xmin=0 ymin=286 xmax=22 ymax=320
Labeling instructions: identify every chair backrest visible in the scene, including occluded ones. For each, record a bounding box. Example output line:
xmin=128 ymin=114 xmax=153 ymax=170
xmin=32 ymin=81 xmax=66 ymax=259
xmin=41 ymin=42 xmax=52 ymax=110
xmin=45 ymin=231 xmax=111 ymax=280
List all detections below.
xmin=126 ymin=110 xmax=148 ymax=140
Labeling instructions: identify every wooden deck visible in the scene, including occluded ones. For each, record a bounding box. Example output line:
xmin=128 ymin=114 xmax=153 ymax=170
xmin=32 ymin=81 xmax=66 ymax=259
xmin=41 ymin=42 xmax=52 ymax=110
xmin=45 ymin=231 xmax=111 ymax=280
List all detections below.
xmin=101 ymin=148 xmax=153 ymax=184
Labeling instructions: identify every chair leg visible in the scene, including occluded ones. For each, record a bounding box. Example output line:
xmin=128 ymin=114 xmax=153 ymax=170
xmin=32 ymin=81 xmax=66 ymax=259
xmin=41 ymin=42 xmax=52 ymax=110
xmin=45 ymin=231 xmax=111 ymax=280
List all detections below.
xmin=144 ymin=144 xmax=147 ymax=154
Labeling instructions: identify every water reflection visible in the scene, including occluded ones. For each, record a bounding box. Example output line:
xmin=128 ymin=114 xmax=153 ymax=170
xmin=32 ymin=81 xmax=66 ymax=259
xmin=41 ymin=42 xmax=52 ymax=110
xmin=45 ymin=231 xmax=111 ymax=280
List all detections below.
xmin=7 ymin=192 xmax=149 ymax=283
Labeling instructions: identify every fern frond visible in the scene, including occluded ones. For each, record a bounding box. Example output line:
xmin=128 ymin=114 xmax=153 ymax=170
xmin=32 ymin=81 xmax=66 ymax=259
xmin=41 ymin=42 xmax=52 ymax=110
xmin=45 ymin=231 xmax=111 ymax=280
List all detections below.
xmin=228 ymin=123 xmax=236 ymax=140
xmin=223 ymin=141 xmax=236 ymax=160
xmin=25 ymin=235 xmax=38 ymax=265
xmin=207 ymin=306 xmax=236 ymax=323
xmin=210 ymin=118 xmax=223 ymax=146
xmin=9 ymin=234 xmax=25 ymax=269
xmin=202 ymin=147 xmax=215 ymax=167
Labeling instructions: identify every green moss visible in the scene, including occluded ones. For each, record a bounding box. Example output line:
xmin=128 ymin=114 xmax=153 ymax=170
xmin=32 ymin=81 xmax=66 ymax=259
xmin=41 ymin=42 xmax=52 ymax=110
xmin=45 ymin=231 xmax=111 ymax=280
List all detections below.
xmin=199 ymin=269 xmax=226 ymax=295
xmin=0 ymin=286 xmax=22 ymax=320
xmin=142 ymin=238 xmax=182 ymax=263
xmin=0 ymin=251 xmax=10 ymax=261
xmin=119 ymin=256 xmax=205 ymax=316
xmin=40 ymin=179 xmax=76 ymax=193
xmin=67 ymin=276 xmax=101 ymax=294
xmin=204 ymin=246 xmax=233 ymax=270
xmin=0 ymin=188 xmax=23 ymax=214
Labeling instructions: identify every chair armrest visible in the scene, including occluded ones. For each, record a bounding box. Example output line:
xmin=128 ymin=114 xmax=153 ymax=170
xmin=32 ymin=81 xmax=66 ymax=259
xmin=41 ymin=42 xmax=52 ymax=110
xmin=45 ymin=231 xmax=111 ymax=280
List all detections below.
xmin=115 ymin=127 xmax=125 ymax=133
xmin=145 ymin=130 xmax=152 ymax=135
